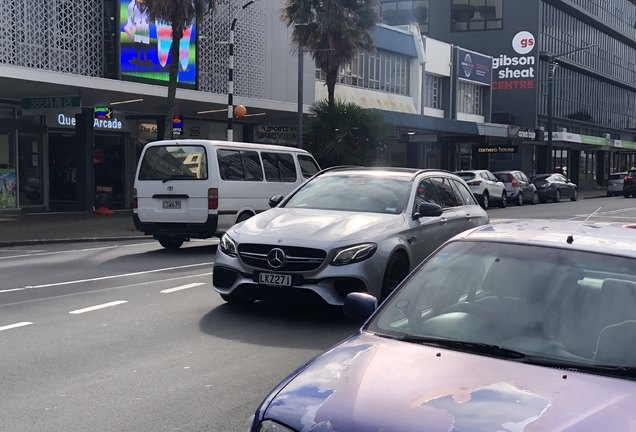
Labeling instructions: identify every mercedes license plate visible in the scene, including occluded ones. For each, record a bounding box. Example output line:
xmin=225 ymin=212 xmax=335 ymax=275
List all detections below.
xmin=258 ymin=273 xmax=292 ymax=286
xmin=162 ymin=200 xmax=181 ymax=209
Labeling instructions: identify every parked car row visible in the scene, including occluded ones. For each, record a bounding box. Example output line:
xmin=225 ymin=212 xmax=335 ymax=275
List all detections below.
xmin=454 ymin=169 xmax=578 ymax=209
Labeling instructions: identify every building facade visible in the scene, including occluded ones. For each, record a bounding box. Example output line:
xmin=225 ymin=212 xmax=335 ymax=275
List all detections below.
xmin=381 ymin=0 xmax=636 ymax=189
xmin=0 ymin=0 xmax=314 ymax=213
xmin=315 ymin=23 xmax=497 ymax=171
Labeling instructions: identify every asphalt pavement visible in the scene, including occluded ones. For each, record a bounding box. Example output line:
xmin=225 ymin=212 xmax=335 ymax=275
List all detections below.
xmin=0 ymin=188 xmax=611 ymax=247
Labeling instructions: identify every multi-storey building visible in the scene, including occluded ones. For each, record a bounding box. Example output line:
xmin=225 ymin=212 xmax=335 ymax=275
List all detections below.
xmin=316 ymin=23 xmax=501 ymax=171
xmin=0 ymin=0 xmax=314 ymax=212
xmin=381 ymin=0 xmax=636 ymax=189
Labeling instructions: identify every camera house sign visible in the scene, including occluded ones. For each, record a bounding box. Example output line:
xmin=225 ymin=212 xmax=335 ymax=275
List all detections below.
xmin=492 ymin=31 xmax=536 ymax=91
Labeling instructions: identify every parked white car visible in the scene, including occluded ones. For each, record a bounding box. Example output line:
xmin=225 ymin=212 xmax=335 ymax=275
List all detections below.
xmin=455 ymin=170 xmax=507 ymax=209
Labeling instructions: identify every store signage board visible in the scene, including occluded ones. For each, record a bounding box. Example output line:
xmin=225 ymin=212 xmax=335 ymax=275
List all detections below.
xmin=477 ymin=145 xmax=519 ymax=154
xmin=22 ymin=96 xmax=81 ymax=115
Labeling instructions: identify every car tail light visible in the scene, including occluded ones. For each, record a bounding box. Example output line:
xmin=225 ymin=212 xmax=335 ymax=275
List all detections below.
xmin=625 ymin=176 xmax=630 ymax=182
xmin=508 ymin=174 xmax=517 ymax=188
xmin=133 ymin=188 xmax=138 ymax=209
xmin=467 ymin=180 xmax=482 ymax=186
xmin=608 ymin=181 xmax=613 ymax=186
xmin=208 ymin=188 xmax=218 ymax=210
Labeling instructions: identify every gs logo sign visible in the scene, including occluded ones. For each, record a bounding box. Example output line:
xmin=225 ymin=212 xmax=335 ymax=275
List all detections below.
xmin=512 ymin=31 xmax=535 ymax=55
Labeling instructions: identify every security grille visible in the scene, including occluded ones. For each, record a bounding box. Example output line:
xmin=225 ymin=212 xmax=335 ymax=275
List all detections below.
xmin=0 ymin=0 xmax=103 ymax=77
xmin=198 ymin=0 xmax=266 ymax=98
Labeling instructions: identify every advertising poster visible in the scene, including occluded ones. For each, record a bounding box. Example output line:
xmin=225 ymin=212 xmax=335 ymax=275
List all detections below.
xmin=0 ymin=169 xmax=17 ymax=209
xmin=119 ymin=0 xmax=197 ymax=87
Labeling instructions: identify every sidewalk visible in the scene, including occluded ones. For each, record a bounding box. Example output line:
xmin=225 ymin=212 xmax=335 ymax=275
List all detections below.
xmin=0 ymin=210 xmax=146 ymax=247
xmin=0 ymin=188 xmax=610 ymax=247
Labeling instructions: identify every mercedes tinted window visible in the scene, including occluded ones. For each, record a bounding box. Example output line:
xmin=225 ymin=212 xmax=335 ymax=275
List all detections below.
xmin=431 ymin=177 xmax=460 ymax=207
xmin=452 ymin=179 xmax=478 ymax=206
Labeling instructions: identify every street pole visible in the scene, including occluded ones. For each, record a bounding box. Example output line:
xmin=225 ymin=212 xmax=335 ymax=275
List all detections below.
xmin=296 ymin=24 xmax=307 ymax=149
xmin=547 ymin=58 xmax=555 ymax=173
xmin=227 ymin=0 xmax=256 ymax=142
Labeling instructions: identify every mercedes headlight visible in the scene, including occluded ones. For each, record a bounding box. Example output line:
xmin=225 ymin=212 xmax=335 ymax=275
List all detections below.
xmin=219 ymin=233 xmax=238 ymax=257
xmin=331 ymin=243 xmax=377 ymax=266
xmin=257 ymin=420 xmax=295 ymax=432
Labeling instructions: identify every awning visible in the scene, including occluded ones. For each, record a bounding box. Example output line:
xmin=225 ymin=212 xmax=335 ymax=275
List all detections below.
xmin=371 ymin=109 xmax=480 ymax=136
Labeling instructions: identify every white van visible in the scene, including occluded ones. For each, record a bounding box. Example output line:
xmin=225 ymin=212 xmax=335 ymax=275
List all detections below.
xmin=133 ymin=139 xmax=321 ymax=249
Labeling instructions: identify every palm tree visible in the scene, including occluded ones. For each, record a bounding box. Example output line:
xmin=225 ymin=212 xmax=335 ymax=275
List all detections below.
xmin=305 ymin=99 xmax=392 ymax=167
xmin=282 ymin=0 xmax=380 ymax=108
xmin=141 ymin=0 xmax=217 ymax=139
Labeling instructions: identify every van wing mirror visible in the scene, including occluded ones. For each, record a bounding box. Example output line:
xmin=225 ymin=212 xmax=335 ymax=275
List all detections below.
xmin=269 ymin=195 xmax=284 ymax=208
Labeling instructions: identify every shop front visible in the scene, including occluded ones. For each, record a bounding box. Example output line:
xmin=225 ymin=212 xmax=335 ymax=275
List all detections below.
xmin=46 ymin=110 xmax=133 ymax=211
xmin=0 ymin=105 xmax=46 ymax=213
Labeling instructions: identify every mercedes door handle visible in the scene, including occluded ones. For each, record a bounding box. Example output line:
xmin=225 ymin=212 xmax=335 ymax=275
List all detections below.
xmin=439 ymin=217 xmax=448 ymax=225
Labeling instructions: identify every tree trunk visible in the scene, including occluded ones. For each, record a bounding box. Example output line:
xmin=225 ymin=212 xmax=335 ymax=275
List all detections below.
xmin=164 ymin=24 xmax=183 ymax=140
xmin=326 ymin=68 xmax=338 ymax=108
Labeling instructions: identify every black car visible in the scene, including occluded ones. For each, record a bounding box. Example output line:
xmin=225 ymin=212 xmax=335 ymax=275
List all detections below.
xmin=531 ymin=173 xmax=578 ymax=203
xmin=623 ymin=170 xmax=636 ymax=198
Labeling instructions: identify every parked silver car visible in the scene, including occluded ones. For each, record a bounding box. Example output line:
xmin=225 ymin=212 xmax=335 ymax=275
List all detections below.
xmin=493 ymin=170 xmax=539 ymax=206
xmin=607 ymin=172 xmax=627 ymax=196
xmin=454 ymin=170 xmax=507 ymax=209
xmin=213 ymin=167 xmax=489 ymax=306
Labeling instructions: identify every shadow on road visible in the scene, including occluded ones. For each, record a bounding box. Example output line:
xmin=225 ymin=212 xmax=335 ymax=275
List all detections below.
xmin=199 ymin=301 xmax=360 ymax=350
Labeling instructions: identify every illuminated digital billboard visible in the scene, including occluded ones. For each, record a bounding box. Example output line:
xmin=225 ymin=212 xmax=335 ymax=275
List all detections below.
xmin=119 ymin=0 xmax=197 ymax=87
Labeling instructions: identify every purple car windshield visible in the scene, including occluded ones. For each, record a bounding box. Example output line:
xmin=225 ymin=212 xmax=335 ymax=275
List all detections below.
xmin=368 ymin=241 xmax=636 ymax=371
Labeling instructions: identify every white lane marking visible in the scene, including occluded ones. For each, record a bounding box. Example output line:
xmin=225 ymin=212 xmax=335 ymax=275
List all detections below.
xmin=0 ymin=242 xmax=156 ymax=261
xmin=160 ymin=283 xmax=206 ymax=294
xmin=0 ymin=322 xmax=33 ymax=332
xmin=0 ymin=272 xmax=212 ymax=309
xmin=0 ymin=262 xmax=213 ymax=293
xmin=69 ymin=300 xmax=128 ymax=315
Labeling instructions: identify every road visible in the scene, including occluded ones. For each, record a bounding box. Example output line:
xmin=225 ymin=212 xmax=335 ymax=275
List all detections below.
xmin=2 ymin=194 xmax=635 ymax=432
xmin=0 ymin=240 xmax=358 ymax=432
xmin=488 ymin=194 xmax=636 ymax=226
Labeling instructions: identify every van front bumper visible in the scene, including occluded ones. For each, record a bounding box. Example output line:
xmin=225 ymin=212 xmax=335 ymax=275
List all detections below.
xmin=133 ymin=214 xmax=219 ymax=239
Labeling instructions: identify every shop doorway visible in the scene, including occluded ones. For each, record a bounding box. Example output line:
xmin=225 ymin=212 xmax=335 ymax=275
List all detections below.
xmin=94 ymin=135 xmax=125 ymax=209
xmin=49 ymin=133 xmax=126 ymax=212
xmin=49 ymin=133 xmax=76 ymax=212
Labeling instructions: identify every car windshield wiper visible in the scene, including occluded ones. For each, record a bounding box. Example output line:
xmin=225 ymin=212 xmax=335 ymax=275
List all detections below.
xmin=162 ymin=175 xmax=195 ymax=183
xmin=398 ymin=335 xmax=528 ymax=360
xmin=395 ymin=334 xmax=636 ymax=380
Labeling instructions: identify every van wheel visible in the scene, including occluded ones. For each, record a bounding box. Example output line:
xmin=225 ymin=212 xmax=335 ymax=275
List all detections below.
xmin=236 ymin=212 xmax=253 ymax=224
xmin=158 ymin=238 xmax=184 ymax=250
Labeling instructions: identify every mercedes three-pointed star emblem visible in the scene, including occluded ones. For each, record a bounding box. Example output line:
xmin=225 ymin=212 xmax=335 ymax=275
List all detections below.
xmin=267 ymin=248 xmax=286 ymax=269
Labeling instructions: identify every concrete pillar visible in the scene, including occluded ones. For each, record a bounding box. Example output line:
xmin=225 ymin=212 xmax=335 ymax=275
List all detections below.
xmin=75 ymin=108 xmax=94 ymax=212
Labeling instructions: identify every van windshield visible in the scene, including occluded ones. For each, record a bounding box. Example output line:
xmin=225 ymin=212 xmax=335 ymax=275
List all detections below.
xmin=138 ymin=145 xmax=208 ymax=181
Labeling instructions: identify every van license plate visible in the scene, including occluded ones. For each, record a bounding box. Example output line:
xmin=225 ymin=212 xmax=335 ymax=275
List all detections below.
xmin=258 ymin=273 xmax=292 ymax=286
xmin=162 ymin=200 xmax=181 ymax=209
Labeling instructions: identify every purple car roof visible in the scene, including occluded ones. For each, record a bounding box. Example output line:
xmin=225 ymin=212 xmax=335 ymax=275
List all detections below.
xmin=454 ymin=220 xmax=636 ymax=259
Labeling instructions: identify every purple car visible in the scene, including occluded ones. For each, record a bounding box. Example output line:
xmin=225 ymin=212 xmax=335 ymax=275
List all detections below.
xmin=247 ymin=221 xmax=636 ymax=432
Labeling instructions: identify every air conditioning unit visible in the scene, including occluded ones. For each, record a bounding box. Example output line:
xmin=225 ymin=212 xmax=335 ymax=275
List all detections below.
xmin=605 ymin=133 xmax=611 ymax=139
xmin=558 ymin=127 xmax=568 ymax=132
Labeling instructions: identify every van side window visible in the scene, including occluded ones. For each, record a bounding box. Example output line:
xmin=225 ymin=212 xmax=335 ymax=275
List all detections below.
xmin=218 ymin=150 xmax=245 ymax=181
xmin=298 ymin=155 xmax=320 ymax=178
xmin=241 ymin=151 xmax=264 ymax=181
xmin=262 ymin=152 xmax=297 ymax=182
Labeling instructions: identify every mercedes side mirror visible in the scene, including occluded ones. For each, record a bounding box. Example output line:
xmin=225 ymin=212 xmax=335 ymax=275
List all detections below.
xmin=413 ymin=202 xmax=444 ymax=220
xmin=268 ymin=195 xmax=284 ymax=208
